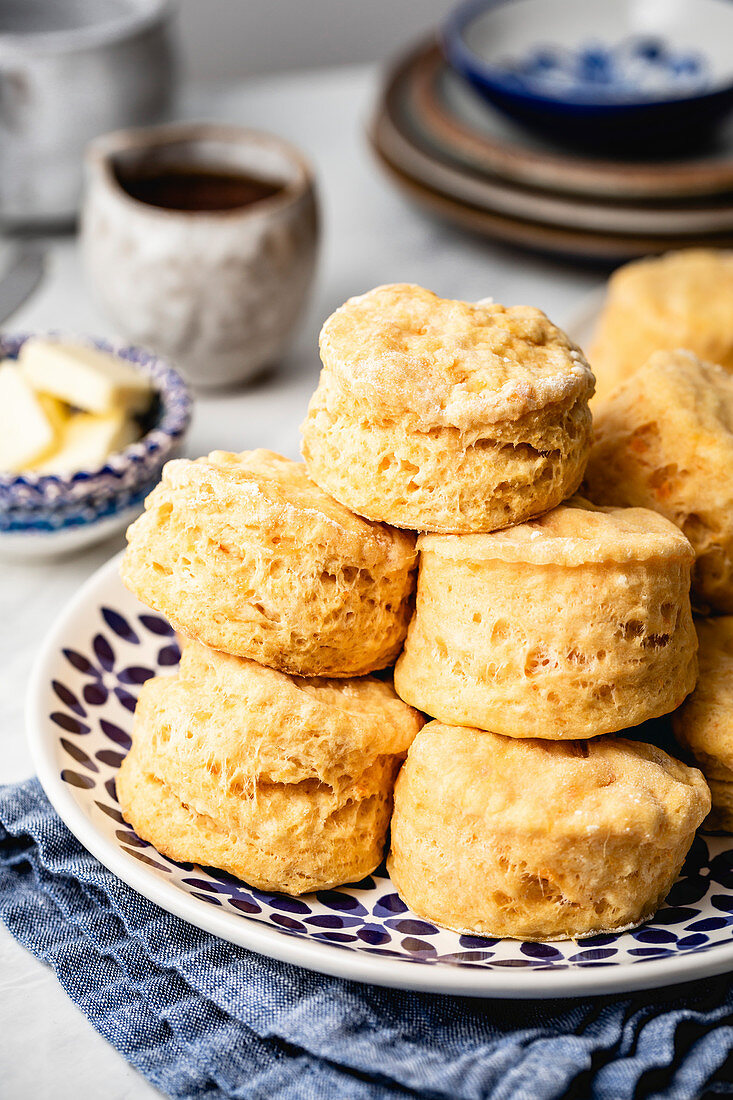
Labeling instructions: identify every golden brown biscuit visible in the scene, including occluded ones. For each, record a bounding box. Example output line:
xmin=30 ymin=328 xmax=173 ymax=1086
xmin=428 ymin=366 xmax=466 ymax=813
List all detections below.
xmin=388 ymin=722 xmax=710 ymax=940
xmin=301 ymin=284 xmax=594 ymax=533
xmin=394 ymin=499 xmax=697 ymax=738
xmin=134 ymin=638 xmax=423 ymax=792
xmin=674 ymin=617 xmax=733 ymax=830
xmin=584 ymin=350 xmax=733 ymax=613
xmin=590 ymin=249 xmax=733 ymax=402
xmin=118 ymin=749 xmax=398 ymax=895
xmin=117 ymin=641 xmax=423 ymax=894
xmin=121 ymin=449 xmax=417 ymax=676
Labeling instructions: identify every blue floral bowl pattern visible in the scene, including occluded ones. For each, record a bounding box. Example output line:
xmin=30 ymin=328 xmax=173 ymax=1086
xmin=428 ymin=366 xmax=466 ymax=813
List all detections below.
xmin=500 ymin=38 xmax=709 ymax=102
xmin=0 ymin=333 xmax=191 ymax=535
xmin=443 ymin=0 xmax=733 ymax=149
xmin=27 ymin=554 xmax=733 ymax=997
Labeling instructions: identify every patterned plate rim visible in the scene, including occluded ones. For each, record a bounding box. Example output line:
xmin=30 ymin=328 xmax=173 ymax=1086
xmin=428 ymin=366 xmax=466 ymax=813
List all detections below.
xmin=26 ymin=551 xmax=733 ymax=998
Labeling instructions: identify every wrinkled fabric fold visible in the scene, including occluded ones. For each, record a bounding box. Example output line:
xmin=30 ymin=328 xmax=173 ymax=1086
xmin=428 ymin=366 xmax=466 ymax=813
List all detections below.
xmin=1 ymin=778 xmax=732 ymax=1100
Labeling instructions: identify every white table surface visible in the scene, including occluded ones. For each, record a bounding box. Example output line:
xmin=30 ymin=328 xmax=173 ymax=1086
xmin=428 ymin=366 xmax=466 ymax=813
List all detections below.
xmin=0 ymin=63 xmax=600 ymax=1098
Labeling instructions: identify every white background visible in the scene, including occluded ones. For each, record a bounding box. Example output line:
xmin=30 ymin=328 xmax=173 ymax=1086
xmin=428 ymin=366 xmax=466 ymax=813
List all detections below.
xmin=176 ymin=0 xmax=452 ymax=81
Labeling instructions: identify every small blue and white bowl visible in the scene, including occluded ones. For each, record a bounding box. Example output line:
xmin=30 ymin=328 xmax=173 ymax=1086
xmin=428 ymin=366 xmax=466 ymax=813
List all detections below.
xmin=443 ymin=0 xmax=733 ymax=150
xmin=0 ymin=334 xmax=191 ymax=560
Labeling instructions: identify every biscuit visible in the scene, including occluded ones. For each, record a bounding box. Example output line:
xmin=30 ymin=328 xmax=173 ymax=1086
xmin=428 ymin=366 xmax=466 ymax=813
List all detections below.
xmin=674 ymin=617 xmax=733 ymax=830
xmin=590 ymin=249 xmax=733 ymax=402
xmin=301 ymin=284 xmax=594 ymax=533
xmin=121 ymin=449 xmax=417 ymax=676
xmin=118 ymin=748 xmax=399 ymax=894
xmin=388 ymin=722 xmax=710 ymax=940
xmin=394 ymin=499 xmax=697 ymax=738
xmin=705 ymin=780 xmax=733 ymax=832
xmin=117 ymin=641 xmax=423 ymax=894
xmin=134 ymin=638 xmax=423 ymax=792
xmin=584 ymin=350 xmax=733 ymax=614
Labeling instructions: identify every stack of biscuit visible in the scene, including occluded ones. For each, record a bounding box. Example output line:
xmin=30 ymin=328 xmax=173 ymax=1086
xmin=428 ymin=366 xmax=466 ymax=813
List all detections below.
xmin=118 ymin=448 xmax=424 ymax=893
xmin=583 ymin=248 xmax=733 ymax=835
xmin=120 ymin=275 xmax=717 ymax=941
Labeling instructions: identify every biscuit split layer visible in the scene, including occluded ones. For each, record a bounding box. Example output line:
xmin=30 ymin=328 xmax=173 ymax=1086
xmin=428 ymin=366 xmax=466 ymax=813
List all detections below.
xmin=121 ymin=449 xmax=417 ymax=676
xmin=394 ymin=499 xmax=698 ymax=739
xmin=388 ymin=722 xmax=710 ymax=940
xmin=674 ymin=617 xmax=733 ymax=831
xmin=302 ymin=284 xmax=594 ymax=533
xmin=117 ymin=640 xmax=424 ymax=894
xmin=118 ymin=750 xmax=398 ymax=896
xmin=584 ymin=349 xmax=733 ymax=614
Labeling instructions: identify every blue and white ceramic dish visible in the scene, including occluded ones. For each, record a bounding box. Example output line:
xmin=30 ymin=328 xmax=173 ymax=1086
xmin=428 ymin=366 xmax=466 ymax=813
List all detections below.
xmin=0 ymin=334 xmax=191 ymax=559
xmin=26 ymin=552 xmax=733 ymax=998
xmin=443 ymin=0 xmax=733 ymax=149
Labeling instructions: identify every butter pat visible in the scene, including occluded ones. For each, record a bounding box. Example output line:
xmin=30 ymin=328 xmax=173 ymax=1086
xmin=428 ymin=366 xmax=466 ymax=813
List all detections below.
xmin=38 ymin=393 xmax=72 ymax=436
xmin=19 ymin=339 xmax=152 ymax=415
xmin=31 ymin=409 xmax=138 ymax=475
xmin=0 ymin=364 xmax=56 ymax=472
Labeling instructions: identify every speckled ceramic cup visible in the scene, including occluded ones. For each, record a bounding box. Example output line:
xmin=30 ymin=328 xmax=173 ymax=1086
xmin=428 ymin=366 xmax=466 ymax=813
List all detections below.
xmin=81 ymin=122 xmax=319 ymax=389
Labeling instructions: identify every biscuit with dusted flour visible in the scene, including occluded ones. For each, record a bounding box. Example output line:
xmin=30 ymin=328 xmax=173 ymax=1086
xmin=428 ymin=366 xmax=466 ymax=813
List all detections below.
xmin=584 ymin=349 xmax=733 ymax=613
xmin=301 ymin=284 xmax=594 ymax=533
xmin=121 ymin=449 xmax=417 ymax=676
xmin=388 ymin=722 xmax=710 ymax=940
xmin=117 ymin=640 xmax=423 ymax=894
xmin=674 ymin=617 xmax=733 ymax=831
xmin=394 ymin=499 xmax=697 ymax=738
xmin=590 ymin=249 xmax=733 ymax=402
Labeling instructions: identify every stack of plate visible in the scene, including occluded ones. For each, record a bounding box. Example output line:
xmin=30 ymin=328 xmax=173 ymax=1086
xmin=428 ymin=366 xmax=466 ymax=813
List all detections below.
xmin=370 ymin=40 xmax=733 ymax=261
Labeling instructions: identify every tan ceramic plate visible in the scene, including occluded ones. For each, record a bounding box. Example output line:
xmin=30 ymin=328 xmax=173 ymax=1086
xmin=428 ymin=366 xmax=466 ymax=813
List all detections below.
xmin=376 ymin=102 xmax=733 ymax=237
xmin=370 ymin=129 xmax=733 ymax=262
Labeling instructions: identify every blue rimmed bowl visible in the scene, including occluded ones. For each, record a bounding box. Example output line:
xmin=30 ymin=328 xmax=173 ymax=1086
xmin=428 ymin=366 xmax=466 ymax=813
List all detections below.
xmin=443 ymin=0 xmax=733 ymax=150
xmin=0 ymin=333 xmax=191 ymax=559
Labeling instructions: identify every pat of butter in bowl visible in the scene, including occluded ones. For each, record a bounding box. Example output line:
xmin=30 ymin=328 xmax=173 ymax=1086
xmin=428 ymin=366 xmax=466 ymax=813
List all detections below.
xmin=0 ymin=339 xmax=153 ymax=475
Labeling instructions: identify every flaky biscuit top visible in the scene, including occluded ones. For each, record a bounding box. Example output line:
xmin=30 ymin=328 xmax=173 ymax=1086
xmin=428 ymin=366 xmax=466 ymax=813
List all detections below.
xmin=607 ymin=249 xmax=733 ymax=349
xmin=417 ymin=498 xmax=694 ymax=566
xmin=593 ymin=349 xmax=733 ymax=455
xmin=156 ymin=448 xmax=416 ymax=571
xmin=317 ymin=284 xmax=594 ymax=432
xmin=408 ymin=723 xmax=709 ymax=839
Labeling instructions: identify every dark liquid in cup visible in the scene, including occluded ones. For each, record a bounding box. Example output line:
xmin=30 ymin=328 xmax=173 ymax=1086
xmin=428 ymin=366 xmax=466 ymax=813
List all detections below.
xmin=114 ymin=165 xmax=284 ymax=212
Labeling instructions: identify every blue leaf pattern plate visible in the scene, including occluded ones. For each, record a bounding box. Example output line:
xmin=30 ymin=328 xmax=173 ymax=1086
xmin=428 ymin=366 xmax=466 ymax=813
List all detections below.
xmin=26 ymin=552 xmax=733 ymax=997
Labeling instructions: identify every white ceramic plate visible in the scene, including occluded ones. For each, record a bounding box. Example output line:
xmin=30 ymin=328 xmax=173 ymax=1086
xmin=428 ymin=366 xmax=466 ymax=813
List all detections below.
xmin=27 ymin=552 xmax=733 ymax=998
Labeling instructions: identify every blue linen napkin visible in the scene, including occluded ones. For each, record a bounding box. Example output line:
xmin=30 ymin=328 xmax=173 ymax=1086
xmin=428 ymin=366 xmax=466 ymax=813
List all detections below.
xmin=2 ymin=778 xmax=733 ymax=1100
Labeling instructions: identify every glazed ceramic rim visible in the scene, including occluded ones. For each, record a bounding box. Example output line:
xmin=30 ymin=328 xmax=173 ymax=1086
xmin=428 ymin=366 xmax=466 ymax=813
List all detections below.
xmin=0 ymin=498 xmax=143 ymax=552
xmin=369 ymin=130 xmax=733 ymax=261
xmin=86 ymin=121 xmax=316 ymax=222
xmin=443 ymin=0 xmax=733 ymax=109
xmin=376 ymin=92 xmax=733 ymax=235
xmin=384 ymin=39 xmax=733 ymax=201
xmin=0 ymin=0 xmax=173 ymax=57
xmin=25 ymin=550 xmax=733 ymax=998
xmin=0 ymin=333 xmax=191 ymax=503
